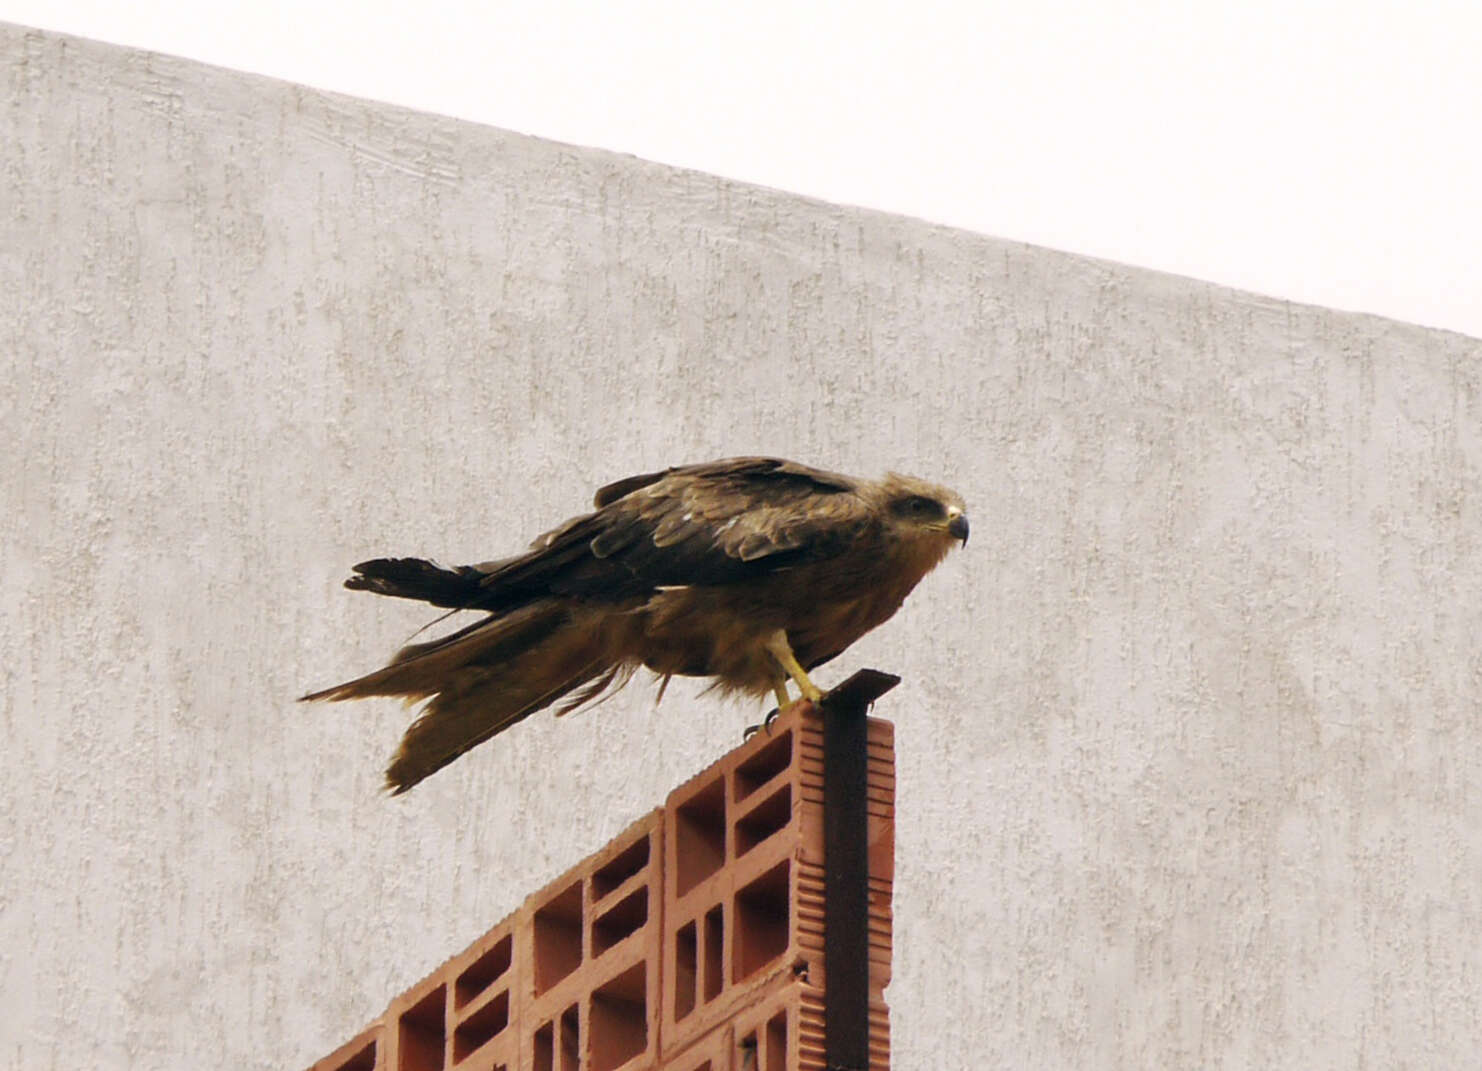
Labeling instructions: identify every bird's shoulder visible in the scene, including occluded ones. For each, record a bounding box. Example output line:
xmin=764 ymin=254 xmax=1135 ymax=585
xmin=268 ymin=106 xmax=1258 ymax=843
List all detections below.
xmin=591 ymin=456 xmax=861 ymax=508
xmin=598 ymin=458 xmax=874 ymax=561
xmin=472 ymin=459 xmax=875 ymax=600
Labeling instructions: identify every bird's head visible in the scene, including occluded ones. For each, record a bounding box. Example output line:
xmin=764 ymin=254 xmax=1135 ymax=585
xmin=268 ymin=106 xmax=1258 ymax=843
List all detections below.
xmin=877 ymin=473 xmax=970 ymax=553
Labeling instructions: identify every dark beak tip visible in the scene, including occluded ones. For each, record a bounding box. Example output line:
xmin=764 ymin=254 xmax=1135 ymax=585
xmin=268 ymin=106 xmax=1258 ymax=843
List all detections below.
xmin=949 ymin=515 xmax=970 ymax=544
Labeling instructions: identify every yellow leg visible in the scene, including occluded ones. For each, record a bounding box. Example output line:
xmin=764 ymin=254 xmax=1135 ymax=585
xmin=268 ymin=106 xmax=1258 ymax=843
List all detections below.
xmin=763 ymin=630 xmax=823 ymax=703
xmin=772 ymin=677 xmax=792 ymax=709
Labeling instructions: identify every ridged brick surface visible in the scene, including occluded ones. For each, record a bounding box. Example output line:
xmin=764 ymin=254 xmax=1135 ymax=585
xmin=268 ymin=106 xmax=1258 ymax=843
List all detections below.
xmin=304 ymin=702 xmax=894 ymax=1070
xmin=660 ymin=980 xmax=889 ymax=1071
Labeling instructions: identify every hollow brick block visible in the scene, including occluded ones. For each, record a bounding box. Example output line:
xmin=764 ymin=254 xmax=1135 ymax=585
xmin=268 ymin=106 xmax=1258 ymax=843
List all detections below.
xmin=384 ymin=965 xmax=452 ymax=1071
xmin=516 ymin=811 xmax=664 ymax=1071
xmin=728 ymin=981 xmax=889 ymax=1071
xmin=309 ymin=1023 xmax=383 ymax=1071
xmin=659 ymin=702 xmax=894 ymax=1061
xmin=653 ymin=1025 xmax=732 ymax=1071
xmin=656 ymin=978 xmax=888 ymax=1071
xmin=447 ymin=916 xmax=519 ymax=1069
xmin=308 ymin=700 xmax=896 ymax=1071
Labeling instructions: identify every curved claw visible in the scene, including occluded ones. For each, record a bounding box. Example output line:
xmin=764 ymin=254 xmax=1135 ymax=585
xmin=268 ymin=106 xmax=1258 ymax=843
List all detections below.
xmin=742 ymin=708 xmax=780 ymax=741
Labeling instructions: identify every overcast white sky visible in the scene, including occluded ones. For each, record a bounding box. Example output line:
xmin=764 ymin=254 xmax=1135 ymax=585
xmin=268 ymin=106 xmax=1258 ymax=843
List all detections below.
xmin=6 ymin=1 xmax=1479 ymax=338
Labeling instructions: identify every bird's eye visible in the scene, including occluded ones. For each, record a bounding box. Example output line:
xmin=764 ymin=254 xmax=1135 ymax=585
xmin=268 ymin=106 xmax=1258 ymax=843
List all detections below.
xmin=892 ymin=494 xmax=941 ymax=520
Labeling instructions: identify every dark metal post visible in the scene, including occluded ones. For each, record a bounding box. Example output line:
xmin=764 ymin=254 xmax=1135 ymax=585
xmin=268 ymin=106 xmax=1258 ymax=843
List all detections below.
xmin=820 ymin=669 xmax=899 ymax=1071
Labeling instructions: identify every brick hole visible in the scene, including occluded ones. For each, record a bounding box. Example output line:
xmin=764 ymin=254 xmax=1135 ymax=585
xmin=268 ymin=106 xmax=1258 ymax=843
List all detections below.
xmin=702 ymin=904 xmax=723 ymax=1003
xmin=396 ymin=984 xmax=446 ymax=1071
xmin=559 ymin=1005 xmax=579 ymax=1071
xmin=327 ymin=1038 xmax=376 ymax=1071
xmin=533 ymin=1022 xmax=552 ymax=1071
xmin=454 ymin=933 xmax=512 ymax=1008
xmin=452 ymin=988 xmax=509 ymax=1061
xmin=533 ymin=1006 xmax=579 ymax=1071
xmin=735 ymin=783 xmax=792 ymax=856
xmin=674 ymin=779 xmax=726 ymax=896
xmin=764 ymin=1009 xmax=787 ymax=1069
xmin=733 ymin=861 xmax=790 ymax=984
xmin=734 ymin=729 xmax=793 ymax=801
xmin=673 ymin=919 xmax=698 ymax=1020
xmin=589 ymin=962 xmax=647 ymax=1071
xmin=533 ymin=879 xmax=583 ymax=994
xmin=592 ymin=886 xmax=648 ymax=956
xmin=593 ymin=833 xmax=650 ymax=899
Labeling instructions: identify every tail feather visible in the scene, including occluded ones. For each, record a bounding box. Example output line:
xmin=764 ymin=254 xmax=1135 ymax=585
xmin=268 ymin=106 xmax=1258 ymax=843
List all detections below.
xmin=301 ymin=600 xmax=634 ymax=794
xmin=300 ymin=604 xmax=567 ymax=704
xmin=555 ymin=662 xmax=637 ymax=716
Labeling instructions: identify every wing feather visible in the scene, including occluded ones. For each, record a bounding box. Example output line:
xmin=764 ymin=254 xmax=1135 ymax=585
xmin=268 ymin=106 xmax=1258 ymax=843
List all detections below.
xmin=371 ymin=458 xmax=870 ymax=615
xmin=593 ymin=456 xmax=857 ymax=507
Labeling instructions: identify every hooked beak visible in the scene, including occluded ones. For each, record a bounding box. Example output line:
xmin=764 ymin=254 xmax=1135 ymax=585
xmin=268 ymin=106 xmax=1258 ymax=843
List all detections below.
xmin=947 ymin=512 xmax=970 ymax=545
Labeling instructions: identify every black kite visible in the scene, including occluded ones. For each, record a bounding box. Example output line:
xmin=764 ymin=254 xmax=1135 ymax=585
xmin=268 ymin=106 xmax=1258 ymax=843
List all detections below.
xmin=304 ymin=457 xmax=968 ymax=793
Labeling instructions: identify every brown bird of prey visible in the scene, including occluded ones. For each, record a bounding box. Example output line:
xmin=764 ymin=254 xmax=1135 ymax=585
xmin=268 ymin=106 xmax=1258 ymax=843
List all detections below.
xmin=303 ymin=457 xmax=968 ymax=793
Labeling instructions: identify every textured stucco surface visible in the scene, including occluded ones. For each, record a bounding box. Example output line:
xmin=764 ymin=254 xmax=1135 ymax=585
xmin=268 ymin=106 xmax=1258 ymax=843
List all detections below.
xmin=5 ymin=22 xmax=1482 ymax=1070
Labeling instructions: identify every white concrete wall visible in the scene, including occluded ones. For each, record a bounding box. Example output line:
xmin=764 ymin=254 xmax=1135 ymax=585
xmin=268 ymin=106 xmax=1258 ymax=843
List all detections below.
xmin=5 ymin=22 xmax=1481 ymax=1070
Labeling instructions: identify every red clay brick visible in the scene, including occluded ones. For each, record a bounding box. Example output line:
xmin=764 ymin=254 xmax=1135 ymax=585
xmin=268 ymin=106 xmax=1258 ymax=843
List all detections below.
xmin=516 ymin=811 xmax=664 ymax=1071
xmin=655 ymin=978 xmax=889 ymax=1071
xmin=307 ymin=702 xmax=896 ymax=1071
xmin=659 ymin=702 xmax=894 ymax=1060
xmin=449 ymin=917 xmax=519 ymax=1069
xmin=384 ymin=969 xmax=450 ymax=1071
xmin=728 ymin=981 xmax=889 ymax=1071
xmin=653 ymin=1027 xmax=732 ymax=1071
xmin=793 ymin=713 xmax=895 ymax=996
xmin=309 ymin=1023 xmax=382 ymax=1071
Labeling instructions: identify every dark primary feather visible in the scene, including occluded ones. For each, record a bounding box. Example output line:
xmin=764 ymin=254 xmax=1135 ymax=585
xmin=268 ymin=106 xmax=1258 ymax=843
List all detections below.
xmin=303 ymin=456 xmax=965 ymax=794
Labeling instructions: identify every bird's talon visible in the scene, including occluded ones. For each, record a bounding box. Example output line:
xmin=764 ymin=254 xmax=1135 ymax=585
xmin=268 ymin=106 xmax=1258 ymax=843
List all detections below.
xmin=744 ymin=703 xmax=788 ymax=740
